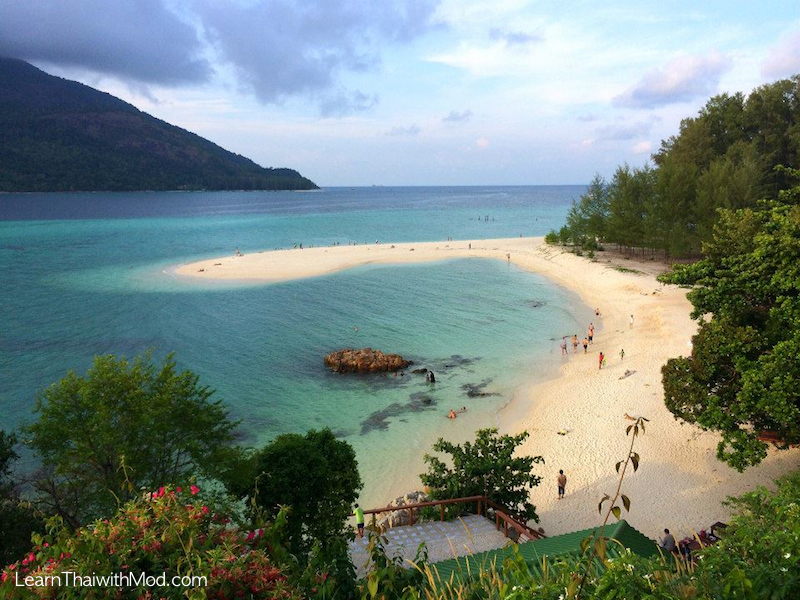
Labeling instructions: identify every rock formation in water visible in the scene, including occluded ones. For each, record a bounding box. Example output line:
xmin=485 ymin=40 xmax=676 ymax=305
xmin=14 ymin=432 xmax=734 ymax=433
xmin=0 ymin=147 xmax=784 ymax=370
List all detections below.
xmin=324 ymin=348 xmax=411 ymax=373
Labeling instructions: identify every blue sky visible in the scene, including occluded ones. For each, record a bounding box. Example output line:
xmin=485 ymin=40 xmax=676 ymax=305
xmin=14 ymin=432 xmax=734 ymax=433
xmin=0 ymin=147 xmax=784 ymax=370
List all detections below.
xmin=2 ymin=0 xmax=799 ymax=186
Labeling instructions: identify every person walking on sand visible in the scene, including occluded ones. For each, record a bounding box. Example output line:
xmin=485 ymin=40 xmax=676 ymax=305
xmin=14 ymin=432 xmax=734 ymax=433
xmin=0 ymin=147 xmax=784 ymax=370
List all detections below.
xmin=572 ymin=334 xmax=579 ymax=353
xmin=557 ymin=470 xmax=567 ymax=499
xmin=588 ymin=323 xmax=595 ymax=344
xmin=629 ymin=314 xmax=634 ymax=329
xmin=620 ymin=348 xmax=625 ymax=361
xmin=561 ymin=337 xmax=568 ymax=355
xmin=582 ymin=337 xmax=589 ymax=353
xmin=354 ymin=503 xmax=365 ymax=539
xmin=598 ymin=351 xmax=605 ymax=369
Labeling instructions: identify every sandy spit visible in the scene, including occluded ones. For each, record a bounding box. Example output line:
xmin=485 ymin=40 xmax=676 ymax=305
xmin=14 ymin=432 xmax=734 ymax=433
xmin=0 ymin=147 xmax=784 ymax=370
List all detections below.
xmin=175 ymin=238 xmax=800 ymax=541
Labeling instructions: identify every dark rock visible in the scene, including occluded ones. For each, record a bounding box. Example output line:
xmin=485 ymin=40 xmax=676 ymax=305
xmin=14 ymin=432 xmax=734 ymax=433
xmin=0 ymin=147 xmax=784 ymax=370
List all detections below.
xmin=412 ymin=368 xmax=429 ymax=374
xmin=525 ymin=299 xmax=546 ymax=308
xmin=324 ymin=348 xmax=412 ymax=373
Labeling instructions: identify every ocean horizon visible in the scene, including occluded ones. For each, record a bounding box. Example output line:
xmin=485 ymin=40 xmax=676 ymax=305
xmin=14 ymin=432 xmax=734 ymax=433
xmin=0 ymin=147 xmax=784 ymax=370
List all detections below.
xmin=1 ymin=185 xmax=592 ymax=505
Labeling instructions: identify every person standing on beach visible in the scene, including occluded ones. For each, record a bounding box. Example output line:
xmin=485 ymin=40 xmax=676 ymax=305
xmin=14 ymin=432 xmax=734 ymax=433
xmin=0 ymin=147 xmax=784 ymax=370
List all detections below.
xmin=561 ymin=337 xmax=568 ymax=355
xmin=582 ymin=337 xmax=589 ymax=353
xmin=557 ymin=470 xmax=567 ymax=499
xmin=620 ymin=348 xmax=625 ymax=361
xmin=354 ymin=503 xmax=365 ymax=538
xmin=588 ymin=323 xmax=595 ymax=344
xmin=571 ymin=335 xmax=579 ymax=353
xmin=629 ymin=314 xmax=635 ymax=329
xmin=598 ymin=352 xmax=605 ymax=369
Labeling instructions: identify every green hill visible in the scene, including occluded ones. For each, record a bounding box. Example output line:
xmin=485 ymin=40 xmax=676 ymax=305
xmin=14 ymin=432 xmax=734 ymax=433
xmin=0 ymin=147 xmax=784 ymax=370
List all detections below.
xmin=0 ymin=57 xmax=318 ymax=192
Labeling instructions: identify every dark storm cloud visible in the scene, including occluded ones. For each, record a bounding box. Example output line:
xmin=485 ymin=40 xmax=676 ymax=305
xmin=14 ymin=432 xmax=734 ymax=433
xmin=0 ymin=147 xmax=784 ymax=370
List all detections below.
xmin=195 ymin=0 xmax=440 ymax=111
xmin=0 ymin=0 xmax=211 ymax=84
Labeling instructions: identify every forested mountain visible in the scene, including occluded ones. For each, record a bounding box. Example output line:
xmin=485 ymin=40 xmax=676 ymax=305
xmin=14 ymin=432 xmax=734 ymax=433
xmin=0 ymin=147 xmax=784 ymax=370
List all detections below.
xmin=554 ymin=76 xmax=800 ymax=257
xmin=0 ymin=57 xmax=317 ymax=192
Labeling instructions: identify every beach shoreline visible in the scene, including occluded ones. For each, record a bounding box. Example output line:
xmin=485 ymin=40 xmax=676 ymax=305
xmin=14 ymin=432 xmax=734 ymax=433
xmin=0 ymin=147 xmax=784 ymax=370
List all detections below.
xmin=175 ymin=237 xmax=800 ymax=540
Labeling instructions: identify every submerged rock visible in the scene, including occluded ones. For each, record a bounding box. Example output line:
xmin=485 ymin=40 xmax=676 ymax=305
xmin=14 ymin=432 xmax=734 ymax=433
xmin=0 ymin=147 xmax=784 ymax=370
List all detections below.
xmin=325 ymin=348 xmax=412 ymax=373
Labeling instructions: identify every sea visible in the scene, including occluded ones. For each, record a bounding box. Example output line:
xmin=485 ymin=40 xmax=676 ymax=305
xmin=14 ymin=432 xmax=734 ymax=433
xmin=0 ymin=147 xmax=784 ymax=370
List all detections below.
xmin=0 ymin=185 xmax=591 ymax=506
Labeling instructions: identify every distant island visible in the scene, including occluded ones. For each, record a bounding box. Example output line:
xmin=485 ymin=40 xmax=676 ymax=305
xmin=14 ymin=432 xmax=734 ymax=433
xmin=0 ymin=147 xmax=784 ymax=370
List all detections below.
xmin=0 ymin=57 xmax=317 ymax=192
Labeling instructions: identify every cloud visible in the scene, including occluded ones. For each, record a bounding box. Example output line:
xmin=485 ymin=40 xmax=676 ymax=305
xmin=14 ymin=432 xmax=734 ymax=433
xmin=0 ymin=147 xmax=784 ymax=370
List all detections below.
xmin=633 ymin=141 xmax=652 ymax=154
xmin=577 ymin=114 xmax=599 ymax=122
xmin=0 ymin=0 xmax=439 ymax=114
xmin=476 ymin=137 xmax=489 ymax=148
xmin=594 ymin=117 xmax=659 ymax=141
xmin=385 ymin=124 xmax=421 ymax=136
xmin=0 ymin=0 xmax=211 ymax=84
xmin=442 ymin=109 xmax=473 ymax=123
xmin=761 ymin=29 xmax=800 ymax=79
xmin=320 ymin=89 xmax=379 ymax=117
xmin=613 ymin=51 xmax=732 ymax=108
xmin=489 ymin=28 xmax=543 ymax=46
xmin=195 ymin=0 xmax=440 ymax=108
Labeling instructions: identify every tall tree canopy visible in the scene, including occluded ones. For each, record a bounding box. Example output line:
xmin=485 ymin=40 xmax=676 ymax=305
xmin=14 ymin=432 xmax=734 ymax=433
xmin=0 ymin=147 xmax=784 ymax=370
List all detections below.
xmin=551 ymin=75 xmax=800 ymax=258
xmin=25 ymin=353 xmax=240 ymax=526
xmin=660 ymin=179 xmax=800 ymax=470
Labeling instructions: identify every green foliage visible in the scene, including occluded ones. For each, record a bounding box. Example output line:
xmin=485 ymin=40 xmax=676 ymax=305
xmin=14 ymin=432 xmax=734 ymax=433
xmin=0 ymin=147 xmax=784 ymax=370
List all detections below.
xmin=660 ymin=192 xmax=800 ymax=470
xmin=359 ymin=529 xmax=427 ymax=600
xmin=24 ymin=352 xmax=240 ymax=527
xmin=544 ymin=231 xmax=560 ymax=245
xmin=694 ymin=470 xmax=800 ymax=599
xmin=0 ymin=57 xmax=317 ymax=192
xmin=0 ymin=431 xmax=44 ymax=567
xmin=243 ymin=428 xmax=363 ymax=556
xmin=420 ymin=428 xmax=544 ymax=522
xmin=0 ymin=485 xmax=299 ymax=599
xmin=555 ymin=76 xmax=800 ymax=258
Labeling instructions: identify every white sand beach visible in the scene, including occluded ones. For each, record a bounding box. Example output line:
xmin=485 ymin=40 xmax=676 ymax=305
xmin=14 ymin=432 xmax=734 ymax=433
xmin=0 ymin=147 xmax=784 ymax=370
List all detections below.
xmin=176 ymin=238 xmax=800 ymax=541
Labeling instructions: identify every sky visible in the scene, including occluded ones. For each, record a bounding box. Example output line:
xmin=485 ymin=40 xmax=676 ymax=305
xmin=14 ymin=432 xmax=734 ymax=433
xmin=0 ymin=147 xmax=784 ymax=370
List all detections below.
xmin=1 ymin=0 xmax=799 ymax=186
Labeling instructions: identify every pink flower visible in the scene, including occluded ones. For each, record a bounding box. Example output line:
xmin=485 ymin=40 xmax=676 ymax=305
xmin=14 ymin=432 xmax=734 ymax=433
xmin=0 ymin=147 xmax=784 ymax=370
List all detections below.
xmin=190 ymin=485 xmax=200 ymax=495
xmin=246 ymin=531 xmax=255 ymax=542
xmin=157 ymin=486 xmax=165 ymax=498
xmin=1 ymin=572 xmax=7 ymax=583
xmin=201 ymin=506 xmax=209 ymax=515
xmin=176 ymin=487 xmax=182 ymax=493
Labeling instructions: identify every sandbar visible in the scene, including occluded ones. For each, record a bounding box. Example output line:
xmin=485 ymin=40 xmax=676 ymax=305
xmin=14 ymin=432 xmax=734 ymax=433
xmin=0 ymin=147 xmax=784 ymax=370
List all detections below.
xmin=175 ymin=237 xmax=800 ymax=540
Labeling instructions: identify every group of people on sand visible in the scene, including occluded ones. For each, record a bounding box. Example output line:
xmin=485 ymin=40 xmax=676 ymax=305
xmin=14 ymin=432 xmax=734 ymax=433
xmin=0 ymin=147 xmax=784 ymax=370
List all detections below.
xmin=559 ymin=311 xmax=634 ymax=371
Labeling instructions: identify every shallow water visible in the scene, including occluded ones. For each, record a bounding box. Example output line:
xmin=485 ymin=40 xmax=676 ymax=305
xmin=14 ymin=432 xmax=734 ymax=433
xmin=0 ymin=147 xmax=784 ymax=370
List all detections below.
xmin=1 ymin=185 xmax=590 ymax=505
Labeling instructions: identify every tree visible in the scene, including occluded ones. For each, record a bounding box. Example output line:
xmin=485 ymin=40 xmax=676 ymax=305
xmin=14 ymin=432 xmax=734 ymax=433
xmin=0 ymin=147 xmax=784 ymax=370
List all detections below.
xmin=420 ymin=428 xmax=544 ymax=522
xmin=660 ymin=183 xmax=800 ymax=470
xmin=243 ymin=428 xmax=362 ymax=555
xmin=24 ymin=353 xmax=240 ymax=526
xmin=0 ymin=431 xmax=43 ymax=566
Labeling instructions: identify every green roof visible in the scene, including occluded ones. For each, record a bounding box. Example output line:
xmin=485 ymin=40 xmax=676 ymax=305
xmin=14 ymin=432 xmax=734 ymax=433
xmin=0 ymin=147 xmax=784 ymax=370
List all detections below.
xmin=430 ymin=520 xmax=657 ymax=583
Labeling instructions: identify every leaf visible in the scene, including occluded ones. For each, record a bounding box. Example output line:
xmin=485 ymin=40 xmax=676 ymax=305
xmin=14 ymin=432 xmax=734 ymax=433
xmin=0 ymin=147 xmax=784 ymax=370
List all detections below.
xmin=621 ymin=494 xmax=631 ymax=512
xmin=615 ymin=461 xmax=622 ymax=473
xmin=631 ymin=452 xmax=640 ymax=472
xmin=367 ymin=575 xmax=379 ymax=599
xmin=611 ymin=506 xmax=621 ymax=520
xmin=598 ymin=494 xmax=609 ymax=514
xmin=580 ymin=537 xmax=590 ymax=553
xmin=594 ymin=535 xmax=607 ymax=560
xmin=626 ymin=424 xmax=633 ymax=435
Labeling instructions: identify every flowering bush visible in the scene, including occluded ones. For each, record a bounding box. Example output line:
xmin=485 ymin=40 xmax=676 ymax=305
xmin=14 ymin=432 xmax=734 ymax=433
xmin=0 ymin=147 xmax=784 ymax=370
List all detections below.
xmin=0 ymin=485 xmax=299 ymax=600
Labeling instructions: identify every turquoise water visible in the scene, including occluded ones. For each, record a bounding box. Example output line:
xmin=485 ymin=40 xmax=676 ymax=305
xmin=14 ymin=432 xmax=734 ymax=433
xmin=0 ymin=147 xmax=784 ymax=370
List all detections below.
xmin=0 ymin=186 xmax=589 ymax=504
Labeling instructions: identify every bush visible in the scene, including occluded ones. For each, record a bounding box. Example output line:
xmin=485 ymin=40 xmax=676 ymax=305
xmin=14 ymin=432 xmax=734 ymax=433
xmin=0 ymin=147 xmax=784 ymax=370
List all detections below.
xmin=0 ymin=485 xmax=299 ymax=599
xmin=544 ymin=231 xmax=559 ymax=245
